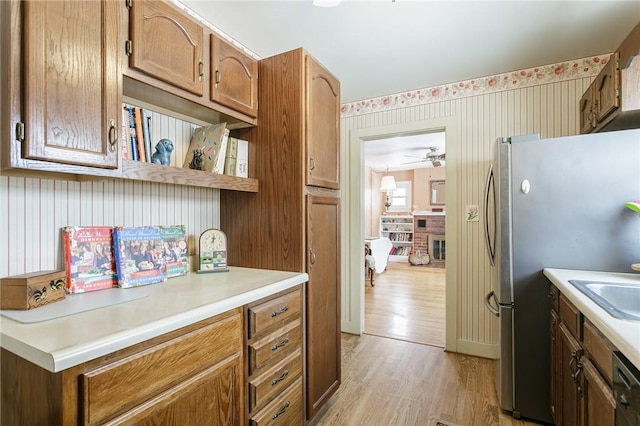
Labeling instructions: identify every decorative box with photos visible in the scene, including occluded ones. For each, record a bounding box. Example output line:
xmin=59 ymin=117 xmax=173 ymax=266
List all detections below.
xmin=113 ymin=226 xmax=166 ymax=288
xmin=62 ymin=226 xmax=118 ymax=293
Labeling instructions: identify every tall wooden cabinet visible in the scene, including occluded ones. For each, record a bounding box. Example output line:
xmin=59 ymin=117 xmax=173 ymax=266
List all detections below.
xmin=221 ymin=48 xmax=341 ymax=421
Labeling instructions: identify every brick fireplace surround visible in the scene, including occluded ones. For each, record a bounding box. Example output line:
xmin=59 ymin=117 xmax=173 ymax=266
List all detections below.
xmin=413 ymin=213 xmax=445 ymax=262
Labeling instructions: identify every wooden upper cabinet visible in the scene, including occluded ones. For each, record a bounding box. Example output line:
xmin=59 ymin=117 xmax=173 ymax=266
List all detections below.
xmin=210 ymin=34 xmax=258 ymax=118
xmin=129 ymin=0 xmax=204 ymax=96
xmin=595 ymin=52 xmax=620 ymax=123
xmin=579 ymin=82 xmax=596 ymax=135
xmin=306 ymin=56 xmax=340 ymax=190
xmin=21 ymin=1 xmax=120 ymax=169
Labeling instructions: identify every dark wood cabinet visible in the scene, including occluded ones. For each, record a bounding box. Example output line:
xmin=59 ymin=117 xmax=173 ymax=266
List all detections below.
xmin=579 ymin=81 xmax=597 ymax=134
xmin=594 ymin=52 xmax=620 ymax=123
xmin=221 ymin=48 xmax=341 ymax=422
xmin=558 ymin=322 xmax=583 ymax=426
xmin=581 ymin=358 xmax=615 ymax=426
xmin=129 ymin=0 xmax=204 ymax=96
xmin=579 ymin=22 xmax=640 ymax=133
xmin=550 ymin=310 xmax=561 ymax=423
xmin=210 ymin=34 xmax=258 ymax=118
xmin=549 ymin=284 xmax=617 ymax=426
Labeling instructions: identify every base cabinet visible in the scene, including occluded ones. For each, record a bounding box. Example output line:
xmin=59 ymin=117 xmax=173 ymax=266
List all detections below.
xmin=246 ymin=286 xmax=304 ymax=425
xmin=549 ymin=283 xmax=617 ymax=426
xmin=1 ymin=310 xmax=245 ymax=426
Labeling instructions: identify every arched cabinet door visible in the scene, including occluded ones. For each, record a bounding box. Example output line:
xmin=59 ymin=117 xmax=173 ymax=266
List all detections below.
xmin=305 ymin=56 xmax=340 ymax=190
xmin=22 ymin=1 xmax=120 ymax=169
xmin=210 ymin=34 xmax=258 ymax=118
xmin=129 ymin=0 xmax=204 ymax=96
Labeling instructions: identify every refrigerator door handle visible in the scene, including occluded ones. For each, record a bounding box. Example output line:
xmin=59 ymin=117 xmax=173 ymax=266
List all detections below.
xmin=484 ymin=290 xmax=500 ymax=317
xmin=483 ymin=164 xmax=496 ymax=266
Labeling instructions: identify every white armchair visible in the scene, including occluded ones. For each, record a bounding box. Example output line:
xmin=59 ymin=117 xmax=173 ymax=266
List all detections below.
xmin=365 ymin=237 xmax=393 ymax=274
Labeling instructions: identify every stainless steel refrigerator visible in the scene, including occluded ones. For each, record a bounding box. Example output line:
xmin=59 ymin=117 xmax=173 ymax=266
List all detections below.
xmin=483 ymin=129 xmax=640 ymax=423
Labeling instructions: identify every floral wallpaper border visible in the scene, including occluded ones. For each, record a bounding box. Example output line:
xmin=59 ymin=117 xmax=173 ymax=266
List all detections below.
xmin=340 ymin=54 xmax=610 ymax=118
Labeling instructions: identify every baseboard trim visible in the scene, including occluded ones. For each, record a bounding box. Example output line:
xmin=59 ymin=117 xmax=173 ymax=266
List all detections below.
xmin=450 ymin=340 xmax=498 ymax=359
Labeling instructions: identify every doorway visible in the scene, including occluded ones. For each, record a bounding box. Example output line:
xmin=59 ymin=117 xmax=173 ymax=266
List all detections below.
xmin=363 ymin=131 xmax=447 ymax=347
xmin=344 ymin=116 xmax=459 ymax=352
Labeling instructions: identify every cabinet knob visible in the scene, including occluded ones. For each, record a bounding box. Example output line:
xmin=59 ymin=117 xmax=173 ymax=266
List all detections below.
xmin=309 ymin=248 xmax=316 ymax=267
xmin=108 ymin=119 xmax=117 ymax=152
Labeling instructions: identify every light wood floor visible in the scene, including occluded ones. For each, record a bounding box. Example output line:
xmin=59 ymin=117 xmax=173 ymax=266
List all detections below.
xmin=310 ymin=260 xmax=541 ymax=425
xmin=365 ymin=261 xmax=445 ymax=347
xmin=310 ymin=333 xmax=542 ymax=426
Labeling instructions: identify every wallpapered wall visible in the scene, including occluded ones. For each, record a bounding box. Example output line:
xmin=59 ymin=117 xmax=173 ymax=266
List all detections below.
xmin=340 ymin=54 xmax=608 ymax=355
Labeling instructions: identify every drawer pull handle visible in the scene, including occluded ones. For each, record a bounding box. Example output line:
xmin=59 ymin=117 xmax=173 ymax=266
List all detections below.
xmin=271 ymin=369 xmax=289 ymax=386
xmin=272 ymin=401 xmax=290 ymax=419
xmin=271 ymin=306 xmax=289 ymax=317
xmin=271 ymin=337 xmax=290 ymax=351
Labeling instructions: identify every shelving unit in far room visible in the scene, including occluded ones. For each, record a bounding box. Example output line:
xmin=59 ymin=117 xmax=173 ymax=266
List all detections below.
xmin=379 ymin=215 xmax=414 ymax=261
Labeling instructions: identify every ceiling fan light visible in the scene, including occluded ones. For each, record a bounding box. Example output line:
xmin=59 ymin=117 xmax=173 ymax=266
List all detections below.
xmin=312 ymin=0 xmax=342 ymax=7
xmin=432 ymin=160 xmax=442 ymax=167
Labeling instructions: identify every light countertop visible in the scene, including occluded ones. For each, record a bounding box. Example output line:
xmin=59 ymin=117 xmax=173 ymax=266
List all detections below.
xmin=543 ymin=268 xmax=640 ymax=370
xmin=0 ymin=267 xmax=308 ymax=373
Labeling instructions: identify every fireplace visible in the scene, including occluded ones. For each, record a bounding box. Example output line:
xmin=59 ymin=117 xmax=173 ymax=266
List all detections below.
xmin=429 ymin=235 xmax=446 ymax=262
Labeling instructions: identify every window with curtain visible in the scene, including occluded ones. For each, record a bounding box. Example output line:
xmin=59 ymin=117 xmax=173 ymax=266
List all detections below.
xmin=389 ymin=181 xmax=412 ymax=212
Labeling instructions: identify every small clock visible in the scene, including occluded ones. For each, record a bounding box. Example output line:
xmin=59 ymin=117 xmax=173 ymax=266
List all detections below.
xmin=197 ymin=228 xmax=229 ymax=274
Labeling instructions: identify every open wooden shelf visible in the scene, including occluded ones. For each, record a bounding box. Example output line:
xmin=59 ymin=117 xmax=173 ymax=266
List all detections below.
xmin=121 ymin=160 xmax=258 ymax=192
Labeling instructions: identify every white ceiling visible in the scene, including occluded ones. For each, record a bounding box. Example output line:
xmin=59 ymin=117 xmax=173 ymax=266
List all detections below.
xmin=180 ymin=0 xmax=639 ymax=170
xmin=364 ymin=131 xmax=446 ymax=171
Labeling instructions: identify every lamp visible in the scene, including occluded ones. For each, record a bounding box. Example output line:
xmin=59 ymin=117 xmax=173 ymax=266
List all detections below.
xmin=380 ymin=175 xmax=397 ymax=213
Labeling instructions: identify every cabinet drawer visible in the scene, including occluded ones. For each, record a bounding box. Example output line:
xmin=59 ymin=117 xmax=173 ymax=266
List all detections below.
xmin=559 ymin=293 xmax=581 ymax=339
xmin=249 ymin=319 xmax=301 ymax=374
xmin=248 ymin=288 xmax=302 ymax=338
xmin=250 ymin=378 xmax=304 ymax=426
xmin=82 ymin=311 xmax=241 ymax=425
xmin=583 ymin=319 xmax=616 ymax=385
xmin=249 ymin=348 xmax=302 ymax=413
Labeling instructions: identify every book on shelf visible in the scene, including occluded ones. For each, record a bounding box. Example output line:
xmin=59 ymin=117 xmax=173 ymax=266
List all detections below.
xmin=159 ymin=225 xmax=189 ymax=278
xmin=113 ymin=226 xmax=166 ymax=288
xmin=133 ymin=107 xmax=147 ymax=162
xmin=121 ymin=107 xmax=129 ymax=160
xmin=235 ymin=138 xmax=248 ymax=178
xmin=124 ymin=106 xmax=139 ymax=161
xmin=213 ymin=128 xmax=230 ymax=174
xmin=62 ymin=226 xmax=118 ymax=293
xmin=141 ymin=108 xmax=152 ymax=162
xmin=224 ymin=136 xmax=238 ymax=176
xmin=182 ymin=122 xmax=228 ymax=172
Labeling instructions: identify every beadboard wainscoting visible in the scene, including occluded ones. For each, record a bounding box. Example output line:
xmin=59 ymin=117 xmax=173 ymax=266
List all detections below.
xmin=0 ymin=178 xmax=220 ymax=278
xmin=341 ymin=55 xmax=607 ymax=358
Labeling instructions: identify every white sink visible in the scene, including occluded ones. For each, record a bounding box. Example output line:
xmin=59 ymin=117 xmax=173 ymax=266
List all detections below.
xmin=568 ymin=280 xmax=640 ymax=321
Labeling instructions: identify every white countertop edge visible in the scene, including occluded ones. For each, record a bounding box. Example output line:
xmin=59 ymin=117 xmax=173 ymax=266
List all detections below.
xmin=2 ymin=273 xmax=308 ymax=372
xmin=543 ymin=268 xmax=640 ymax=370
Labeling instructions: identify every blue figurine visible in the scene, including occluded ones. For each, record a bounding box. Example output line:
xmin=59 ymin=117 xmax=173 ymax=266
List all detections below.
xmin=151 ymin=139 xmax=174 ymax=166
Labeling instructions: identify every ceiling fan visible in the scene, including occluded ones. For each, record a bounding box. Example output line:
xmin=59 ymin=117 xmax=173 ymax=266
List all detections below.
xmin=403 ymin=146 xmax=446 ymax=166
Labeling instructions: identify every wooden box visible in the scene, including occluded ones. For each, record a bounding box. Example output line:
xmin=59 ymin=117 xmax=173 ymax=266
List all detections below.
xmin=0 ymin=270 xmax=67 ymax=310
